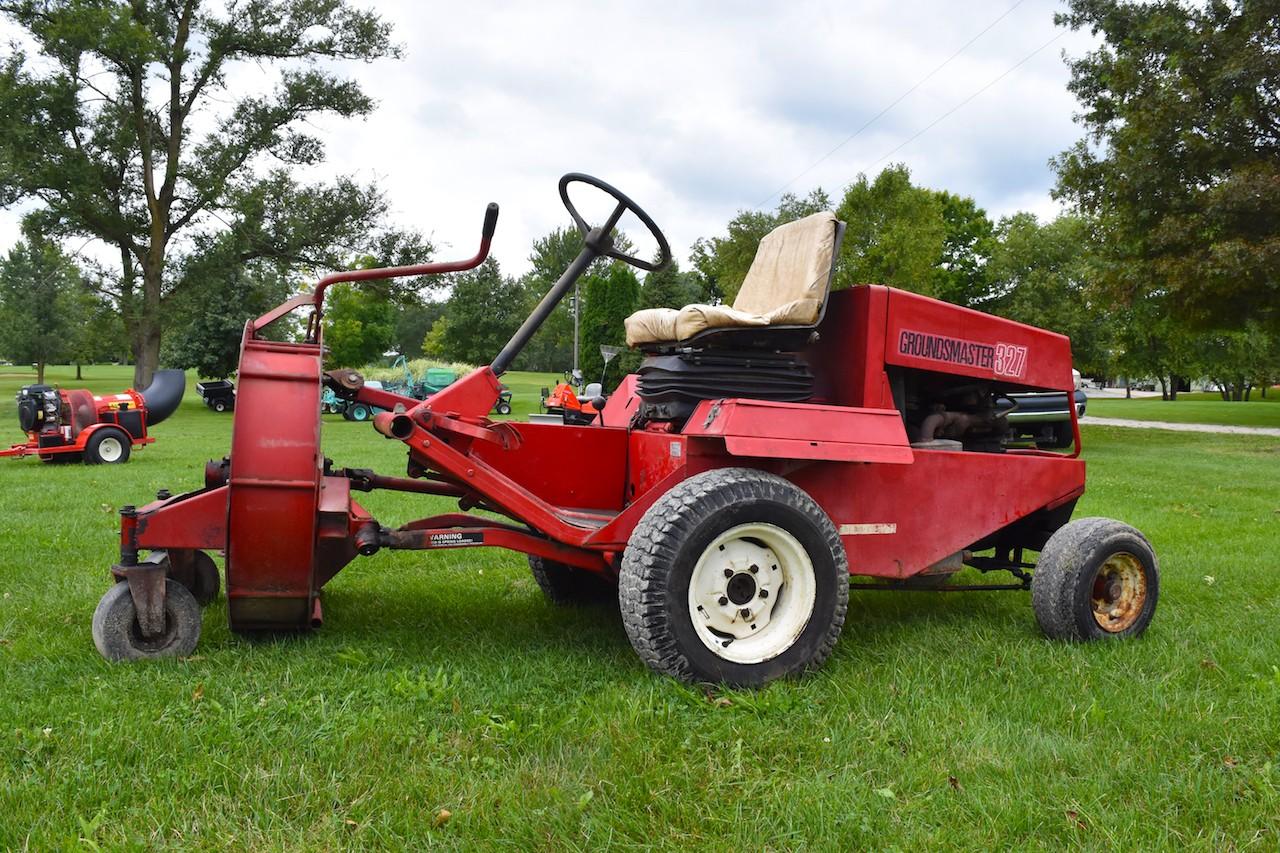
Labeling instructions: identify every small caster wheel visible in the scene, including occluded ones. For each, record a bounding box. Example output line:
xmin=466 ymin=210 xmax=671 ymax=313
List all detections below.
xmin=92 ymin=578 xmax=202 ymax=661
xmin=187 ymin=551 xmax=221 ymax=606
xmin=497 ymin=402 xmax=512 ymax=415
xmin=213 ymin=399 xmax=228 ymax=412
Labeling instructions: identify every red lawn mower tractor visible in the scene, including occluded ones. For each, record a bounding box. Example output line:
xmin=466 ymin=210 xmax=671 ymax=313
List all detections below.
xmin=4 ymin=370 xmax=185 ymax=464
xmin=92 ymin=174 xmax=1158 ymax=686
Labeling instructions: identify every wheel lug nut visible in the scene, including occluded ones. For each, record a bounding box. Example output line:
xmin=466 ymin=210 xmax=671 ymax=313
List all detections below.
xmin=740 ymin=608 xmax=750 ymax=618
xmin=724 ymin=568 xmax=733 ymax=578
xmin=759 ymin=589 xmax=768 ymax=598
xmin=749 ymin=564 xmax=758 ymax=574
xmin=718 ymin=596 xmax=729 ymax=606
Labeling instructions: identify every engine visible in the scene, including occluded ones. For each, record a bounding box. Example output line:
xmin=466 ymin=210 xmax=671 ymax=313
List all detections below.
xmin=15 ymin=385 xmax=62 ymax=435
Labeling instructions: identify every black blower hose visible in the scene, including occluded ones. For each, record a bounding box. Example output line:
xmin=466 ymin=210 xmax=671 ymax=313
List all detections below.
xmin=138 ymin=369 xmax=186 ymax=426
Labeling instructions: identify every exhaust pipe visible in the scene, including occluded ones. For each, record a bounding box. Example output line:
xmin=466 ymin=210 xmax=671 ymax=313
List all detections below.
xmin=139 ymin=369 xmax=186 ymax=426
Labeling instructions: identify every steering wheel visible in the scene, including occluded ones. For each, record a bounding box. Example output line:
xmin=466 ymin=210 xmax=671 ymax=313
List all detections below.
xmin=558 ymin=173 xmax=672 ymax=272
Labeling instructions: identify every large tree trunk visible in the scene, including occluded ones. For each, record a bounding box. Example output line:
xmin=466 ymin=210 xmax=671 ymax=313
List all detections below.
xmin=130 ymin=257 xmax=164 ymax=389
xmin=37 ymin=359 xmax=45 ymax=384
xmin=131 ymin=322 xmax=161 ymax=390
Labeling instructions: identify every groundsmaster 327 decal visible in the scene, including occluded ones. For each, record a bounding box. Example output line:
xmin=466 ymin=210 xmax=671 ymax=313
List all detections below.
xmin=897 ymin=329 xmax=1028 ymax=379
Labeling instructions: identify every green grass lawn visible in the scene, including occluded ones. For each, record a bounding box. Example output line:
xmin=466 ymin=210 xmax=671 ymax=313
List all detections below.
xmin=1089 ymin=391 xmax=1280 ymax=428
xmin=2 ymin=366 xmax=1278 ymax=848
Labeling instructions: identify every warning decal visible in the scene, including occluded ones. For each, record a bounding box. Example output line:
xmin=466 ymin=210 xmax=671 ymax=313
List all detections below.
xmin=427 ymin=531 xmax=484 ymax=548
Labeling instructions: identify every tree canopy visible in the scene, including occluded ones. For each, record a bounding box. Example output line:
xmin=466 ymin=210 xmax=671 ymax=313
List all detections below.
xmin=1053 ymin=0 xmax=1280 ymax=331
xmin=0 ymin=237 xmax=85 ymax=382
xmin=0 ymin=0 xmax=403 ymax=385
xmin=580 ymin=262 xmax=641 ymax=385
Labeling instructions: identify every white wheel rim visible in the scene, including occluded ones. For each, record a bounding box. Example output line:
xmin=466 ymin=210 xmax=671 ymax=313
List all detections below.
xmin=98 ymin=435 xmax=124 ymax=462
xmin=687 ymin=522 xmax=816 ymax=664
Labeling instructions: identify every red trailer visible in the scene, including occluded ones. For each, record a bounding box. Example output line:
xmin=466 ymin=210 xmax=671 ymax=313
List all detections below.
xmin=92 ymin=175 xmax=1158 ymax=685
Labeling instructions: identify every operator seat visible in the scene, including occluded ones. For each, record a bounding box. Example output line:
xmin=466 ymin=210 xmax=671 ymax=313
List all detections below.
xmin=624 ymin=210 xmax=844 ymax=350
xmin=622 ymin=211 xmax=845 ymax=423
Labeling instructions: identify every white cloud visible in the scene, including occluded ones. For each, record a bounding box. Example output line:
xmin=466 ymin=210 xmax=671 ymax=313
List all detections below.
xmin=0 ymin=0 xmax=1097 ymax=276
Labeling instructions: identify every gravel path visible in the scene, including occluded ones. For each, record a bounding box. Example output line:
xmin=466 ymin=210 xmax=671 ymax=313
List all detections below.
xmin=1081 ymin=416 xmax=1280 ymax=437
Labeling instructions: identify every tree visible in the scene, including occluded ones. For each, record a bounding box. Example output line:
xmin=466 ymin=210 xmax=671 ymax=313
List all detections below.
xmin=0 ymin=237 xmax=84 ymax=382
xmin=1110 ymin=295 xmax=1198 ymax=400
xmin=0 ymin=0 xmax=400 ymax=387
xmin=836 ymin=165 xmax=944 ymax=291
xmin=518 ymin=227 xmax=583 ymax=372
xmin=320 ymin=285 xmax=396 ymax=369
xmin=1054 ymin=0 xmax=1280 ymax=331
xmin=431 ymin=258 xmax=526 ymax=366
xmin=1198 ymin=323 xmax=1279 ymax=401
xmin=579 ymin=262 xmax=640 ymax=386
xmin=67 ymin=289 xmax=129 ymax=378
xmin=986 ymin=213 xmax=1113 ymax=377
xmin=392 ymin=299 xmax=445 ymax=360
xmin=638 ymin=254 xmax=701 ymax=310
xmin=931 ymin=191 xmax=996 ymax=307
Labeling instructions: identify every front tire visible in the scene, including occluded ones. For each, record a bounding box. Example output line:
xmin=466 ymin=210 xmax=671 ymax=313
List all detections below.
xmin=619 ymin=468 xmax=848 ymax=686
xmin=345 ymin=403 xmax=371 ymax=422
xmin=92 ymin=579 xmax=202 ymax=661
xmin=1032 ymin=517 xmax=1159 ymax=641
xmin=85 ymin=429 xmax=130 ymax=464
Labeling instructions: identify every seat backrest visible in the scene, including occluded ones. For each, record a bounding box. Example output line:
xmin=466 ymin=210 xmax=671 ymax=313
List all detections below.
xmin=731 ymin=211 xmax=840 ymax=327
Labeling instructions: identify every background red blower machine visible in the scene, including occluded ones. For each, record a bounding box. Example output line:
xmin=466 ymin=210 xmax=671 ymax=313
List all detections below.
xmin=91 ymin=174 xmax=1159 ymax=687
xmin=3 ymin=371 xmax=185 ymax=464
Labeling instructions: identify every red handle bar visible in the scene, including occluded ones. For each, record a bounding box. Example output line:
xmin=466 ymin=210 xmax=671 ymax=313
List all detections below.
xmin=251 ymin=203 xmax=499 ymax=337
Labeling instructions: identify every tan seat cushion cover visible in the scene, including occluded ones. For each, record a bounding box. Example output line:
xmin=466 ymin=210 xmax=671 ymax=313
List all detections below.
xmin=623 ymin=210 xmax=838 ymax=346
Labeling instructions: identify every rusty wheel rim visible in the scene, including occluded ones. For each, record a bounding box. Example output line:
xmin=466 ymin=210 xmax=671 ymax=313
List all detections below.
xmin=1090 ymin=552 xmax=1147 ymax=633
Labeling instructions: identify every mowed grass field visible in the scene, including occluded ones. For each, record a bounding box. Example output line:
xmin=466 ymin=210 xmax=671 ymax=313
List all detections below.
xmin=1 ymin=365 xmax=1278 ymax=849
xmin=1088 ymin=391 xmax=1280 ymax=428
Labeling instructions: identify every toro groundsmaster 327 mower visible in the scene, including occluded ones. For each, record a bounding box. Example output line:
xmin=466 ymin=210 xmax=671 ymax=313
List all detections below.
xmin=92 ymin=174 xmax=1158 ymax=685
xmin=4 ymin=370 xmax=185 ymax=464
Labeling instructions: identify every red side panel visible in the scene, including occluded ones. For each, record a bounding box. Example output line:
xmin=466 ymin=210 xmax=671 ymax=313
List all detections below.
xmin=627 ymin=430 xmax=688 ymax=503
xmin=884 ymin=289 xmax=1074 ymax=392
xmin=810 ymin=286 xmax=895 ymax=409
xmin=788 ymin=449 xmax=1086 ymax=578
xmin=470 ymin=422 xmax=630 ymax=511
xmin=683 ymin=398 xmax=912 ymax=464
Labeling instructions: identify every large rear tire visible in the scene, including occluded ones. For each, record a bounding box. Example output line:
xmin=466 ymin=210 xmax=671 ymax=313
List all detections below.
xmin=1032 ymin=517 xmax=1159 ymax=641
xmin=619 ymin=468 xmax=848 ymax=686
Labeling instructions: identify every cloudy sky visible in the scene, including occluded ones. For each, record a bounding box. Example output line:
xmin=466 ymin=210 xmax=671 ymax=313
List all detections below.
xmin=1 ymin=0 xmax=1098 ymax=276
